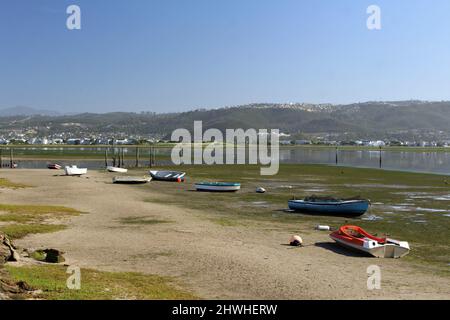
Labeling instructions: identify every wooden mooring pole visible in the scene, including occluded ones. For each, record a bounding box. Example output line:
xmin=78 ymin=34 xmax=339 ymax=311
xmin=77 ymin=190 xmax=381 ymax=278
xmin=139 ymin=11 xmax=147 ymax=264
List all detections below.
xmin=9 ymin=148 xmax=13 ymax=168
xmin=104 ymin=148 xmax=108 ymax=167
xmin=335 ymin=147 xmax=338 ymax=165
xmin=148 ymin=147 xmax=153 ymax=168
xmin=135 ymin=147 xmax=140 ymax=167
xmin=379 ymin=146 xmax=382 ymax=168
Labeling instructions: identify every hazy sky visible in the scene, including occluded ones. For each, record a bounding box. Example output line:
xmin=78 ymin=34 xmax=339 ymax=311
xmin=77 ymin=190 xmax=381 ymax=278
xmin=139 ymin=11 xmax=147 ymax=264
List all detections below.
xmin=1 ymin=0 xmax=450 ymax=113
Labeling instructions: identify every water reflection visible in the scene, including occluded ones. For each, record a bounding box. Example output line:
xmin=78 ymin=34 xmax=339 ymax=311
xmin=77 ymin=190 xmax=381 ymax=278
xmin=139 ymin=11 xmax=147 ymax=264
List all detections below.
xmin=3 ymin=147 xmax=450 ymax=175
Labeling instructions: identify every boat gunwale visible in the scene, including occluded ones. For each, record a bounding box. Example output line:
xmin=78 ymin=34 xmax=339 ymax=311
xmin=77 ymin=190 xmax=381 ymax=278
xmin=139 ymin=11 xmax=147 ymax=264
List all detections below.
xmin=288 ymin=199 xmax=369 ymax=206
xmin=195 ymin=182 xmax=241 ymax=187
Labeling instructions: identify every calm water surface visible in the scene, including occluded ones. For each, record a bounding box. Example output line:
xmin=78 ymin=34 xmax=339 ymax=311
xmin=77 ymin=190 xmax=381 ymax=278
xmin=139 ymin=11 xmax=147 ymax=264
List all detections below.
xmin=4 ymin=147 xmax=450 ymax=175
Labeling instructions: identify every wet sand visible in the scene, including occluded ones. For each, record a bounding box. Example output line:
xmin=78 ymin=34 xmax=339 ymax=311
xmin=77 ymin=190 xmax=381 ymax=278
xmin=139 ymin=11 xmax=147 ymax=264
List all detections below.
xmin=1 ymin=169 xmax=449 ymax=299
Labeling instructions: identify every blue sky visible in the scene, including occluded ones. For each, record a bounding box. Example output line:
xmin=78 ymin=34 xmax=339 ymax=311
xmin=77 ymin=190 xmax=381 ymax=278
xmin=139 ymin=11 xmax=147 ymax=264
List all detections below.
xmin=1 ymin=0 xmax=450 ymax=113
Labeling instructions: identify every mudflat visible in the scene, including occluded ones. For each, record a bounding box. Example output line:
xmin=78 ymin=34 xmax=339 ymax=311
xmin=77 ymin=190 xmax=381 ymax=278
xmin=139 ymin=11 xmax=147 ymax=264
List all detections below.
xmin=0 ymin=169 xmax=449 ymax=299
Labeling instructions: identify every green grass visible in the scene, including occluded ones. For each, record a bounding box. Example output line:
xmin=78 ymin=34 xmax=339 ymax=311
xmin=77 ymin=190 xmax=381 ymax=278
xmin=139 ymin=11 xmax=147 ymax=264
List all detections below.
xmin=138 ymin=164 xmax=450 ymax=273
xmin=0 ymin=178 xmax=30 ymax=189
xmin=0 ymin=204 xmax=81 ymax=224
xmin=0 ymin=204 xmax=82 ymax=239
xmin=0 ymin=224 xmax=66 ymax=239
xmin=5 ymin=265 xmax=196 ymax=300
xmin=30 ymin=250 xmax=47 ymax=262
xmin=118 ymin=216 xmax=172 ymax=225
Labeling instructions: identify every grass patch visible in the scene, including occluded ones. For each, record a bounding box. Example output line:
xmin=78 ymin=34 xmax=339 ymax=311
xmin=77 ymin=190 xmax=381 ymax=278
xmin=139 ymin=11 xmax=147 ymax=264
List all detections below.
xmin=118 ymin=216 xmax=172 ymax=225
xmin=0 ymin=204 xmax=82 ymax=239
xmin=0 ymin=204 xmax=81 ymax=224
xmin=0 ymin=224 xmax=66 ymax=239
xmin=211 ymin=217 xmax=242 ymax=227
xmin=0 ymin=178 xmax=30 ymax=189
xmin=30 ymin=250 xmax=47 ymax=262
xmin=5 ymin=265 xmax=196 ymax=300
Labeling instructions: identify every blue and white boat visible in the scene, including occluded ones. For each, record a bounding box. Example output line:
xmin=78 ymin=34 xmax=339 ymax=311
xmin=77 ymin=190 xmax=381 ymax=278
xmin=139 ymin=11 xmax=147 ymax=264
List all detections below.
xmin=195 ymin=182 xmax=241 ymax=192
xmin=288 ymin=197 xmax=370 ymax=217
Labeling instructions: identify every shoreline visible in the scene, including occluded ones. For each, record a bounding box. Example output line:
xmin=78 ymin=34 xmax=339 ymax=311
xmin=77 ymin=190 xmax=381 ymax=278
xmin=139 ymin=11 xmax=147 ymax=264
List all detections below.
xmin=4 ymin=161 xmax=450 ymax=177
xmin=1 ymin=145 xmax=450 ymax=152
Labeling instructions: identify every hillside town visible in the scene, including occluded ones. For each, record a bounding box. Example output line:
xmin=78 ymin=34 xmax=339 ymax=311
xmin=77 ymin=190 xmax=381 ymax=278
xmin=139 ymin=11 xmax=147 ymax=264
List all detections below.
xmin=0 ymin=132 xmax=449 ymax=147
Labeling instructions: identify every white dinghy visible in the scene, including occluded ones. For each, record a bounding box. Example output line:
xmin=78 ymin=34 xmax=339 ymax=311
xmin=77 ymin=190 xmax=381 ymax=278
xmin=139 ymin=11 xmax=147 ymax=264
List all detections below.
xmin=107 ymin=166 xmax=128 ymax=173
xmin=112 ymin=176 xmax=151 ymax=184
xmin=65 ymin=165 xmax=88 ymax=176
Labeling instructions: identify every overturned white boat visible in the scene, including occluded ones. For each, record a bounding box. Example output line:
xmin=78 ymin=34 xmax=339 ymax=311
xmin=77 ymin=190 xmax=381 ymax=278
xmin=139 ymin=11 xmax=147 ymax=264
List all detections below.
xmin=112 ymin=176 xmax=151 ymax=184
xmin=65 ymin=165 xmax=87 ymax=176
xmin=107 ymin=166 xmax=128 ymax=173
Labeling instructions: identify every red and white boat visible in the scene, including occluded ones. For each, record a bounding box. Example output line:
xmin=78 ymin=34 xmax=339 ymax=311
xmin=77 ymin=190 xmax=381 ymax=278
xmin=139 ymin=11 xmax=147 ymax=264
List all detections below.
xmin=47 ymin=163 xmax=62 ymax=170
xmin=330 ymin=225 xmax=410 ymax=258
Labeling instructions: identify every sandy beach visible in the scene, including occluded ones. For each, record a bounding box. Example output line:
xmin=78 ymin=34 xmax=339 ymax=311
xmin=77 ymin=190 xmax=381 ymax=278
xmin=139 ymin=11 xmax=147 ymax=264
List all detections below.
xmin=1 ymin=169 xmax=449 ymax=299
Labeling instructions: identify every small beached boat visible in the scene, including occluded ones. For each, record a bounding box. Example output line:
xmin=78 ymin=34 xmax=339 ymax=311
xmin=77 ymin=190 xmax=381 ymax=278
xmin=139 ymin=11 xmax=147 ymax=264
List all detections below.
xmin=330 ymin=225 xmax=410 ymax=258
xmin=112 ymin=176 xmax=151 ymax=184
xmin=107 ymin=166 xmax=128 ymax=173
xmin=288 ymin=196 xmax=370 ymax=217
xmin=64 ymin=165 xmax=87 ymax=176
xmin=149 ymin=170 xmax=186 ymax=182
xmin=195 ymin=182 xmax=241 ymax=192
xmin=47 ymin=163 xmax=62 ymax=170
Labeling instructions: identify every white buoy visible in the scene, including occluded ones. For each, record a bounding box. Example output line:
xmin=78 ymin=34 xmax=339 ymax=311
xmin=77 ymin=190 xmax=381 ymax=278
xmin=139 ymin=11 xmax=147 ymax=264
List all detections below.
xmin=289 ymin=235 xmax=303 ymax=246
xmin=256 ymin=187 xmax=266 ymax=193
xmin=315 ymin=225 xmax=331 ymax=231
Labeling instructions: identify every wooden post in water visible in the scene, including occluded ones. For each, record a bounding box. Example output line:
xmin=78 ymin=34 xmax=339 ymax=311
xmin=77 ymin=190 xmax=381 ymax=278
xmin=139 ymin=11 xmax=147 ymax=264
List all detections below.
xmin=148 ymin=147 xmax=152 ymax=168
xmin=121 ymin=148 xmax=125 ymax=167
xmin=111 ymin=147 xmax=115 ymax=167
xmin=104 ymin=148 xmax=108 ymax=167
xmin=10 ymin=148 xmax=13 ymax=168
xmin=135 ymin=147 xmax=140 ymax=167
xmin=335 ymin=147 xmax=338 ymax=165
xmin=153 ymin=147 xmax=156 ymax=166
xmin=379 ymin=146 xmax=382 ymax=168
xmin=0 ymin=148 xmax=3 ymax=168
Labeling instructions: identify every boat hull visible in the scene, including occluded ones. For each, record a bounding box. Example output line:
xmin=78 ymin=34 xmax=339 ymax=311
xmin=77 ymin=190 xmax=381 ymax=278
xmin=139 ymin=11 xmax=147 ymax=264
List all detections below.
xmin=65 ymin=166 xmax=87 ymax=176
xmin=149 ymin=170 xmax=185 ymax=182
xmin=107 ymin=166 xmax=128 ymax=173
xmin=288 ymin=200 xmax=369 ymax=217
xmin=330 ymin=226 xmax=410 ymax=258
xmin=112 ymin=176 xmax=151 ymax=184
xmin=195 ymin=183 xmax=240 ymax=192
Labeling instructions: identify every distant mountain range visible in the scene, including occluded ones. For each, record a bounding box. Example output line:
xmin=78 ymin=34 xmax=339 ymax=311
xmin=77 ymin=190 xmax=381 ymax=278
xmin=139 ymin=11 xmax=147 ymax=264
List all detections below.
xmin=1 ymin=101 xmax=450 ymax=140
xmin=0 ymin=106 xmax=61 ymax=117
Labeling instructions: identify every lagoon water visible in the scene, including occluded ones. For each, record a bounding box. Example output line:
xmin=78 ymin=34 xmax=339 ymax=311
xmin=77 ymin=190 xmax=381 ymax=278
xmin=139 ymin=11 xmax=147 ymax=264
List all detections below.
xmin=5 ymin=147 xmax=450 ymax=175
xmin=280 ymin=148 xmax=450 ymax=175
